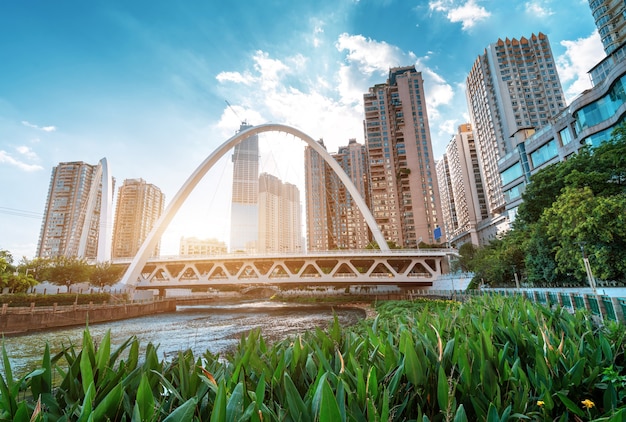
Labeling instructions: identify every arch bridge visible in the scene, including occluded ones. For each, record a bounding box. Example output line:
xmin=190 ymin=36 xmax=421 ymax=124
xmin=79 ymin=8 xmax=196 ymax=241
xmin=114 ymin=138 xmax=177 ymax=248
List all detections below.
xmin=120 ymin=123 xmax=453 ymax=288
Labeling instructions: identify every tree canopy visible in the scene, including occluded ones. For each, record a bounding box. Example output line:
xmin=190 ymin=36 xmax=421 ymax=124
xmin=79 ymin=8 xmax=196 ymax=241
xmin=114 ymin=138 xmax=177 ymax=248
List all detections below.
xmin=466 ymin=122 xmax=626 ymax=287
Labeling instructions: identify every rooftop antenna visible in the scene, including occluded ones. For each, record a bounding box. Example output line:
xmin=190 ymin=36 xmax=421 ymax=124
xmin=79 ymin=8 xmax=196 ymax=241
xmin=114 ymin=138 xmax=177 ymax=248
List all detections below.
xmin=225 ymin=100 xmax=247 ymax=126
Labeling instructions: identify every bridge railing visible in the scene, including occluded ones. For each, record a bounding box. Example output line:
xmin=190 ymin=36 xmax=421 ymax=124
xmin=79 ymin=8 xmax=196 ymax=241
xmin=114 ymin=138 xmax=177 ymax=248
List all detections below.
xmin=111 ymin=248 xmax=457 ymax=264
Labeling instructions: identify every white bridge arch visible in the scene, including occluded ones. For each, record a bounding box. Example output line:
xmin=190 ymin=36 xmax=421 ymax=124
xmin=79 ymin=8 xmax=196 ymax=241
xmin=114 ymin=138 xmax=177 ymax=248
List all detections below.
xmin=120 ymin=123 xmax=389 ymax=286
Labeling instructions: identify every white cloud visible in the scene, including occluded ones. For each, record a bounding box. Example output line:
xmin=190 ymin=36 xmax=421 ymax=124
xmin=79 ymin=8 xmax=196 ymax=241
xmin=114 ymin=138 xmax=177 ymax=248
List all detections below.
xmin=556 ymin=31 xmax=605 ymax=102
xmin=216 ymin=34 xmax=456 ymax=155
xmin=429 ymin=0 xmax=491 ymax=30
xmin=21 ymin=120 xmax=57 ymax=132
xmin=216 ymin=71 xmax=255 ymax=85
xmin=524 ymin=1 xmax=554 ymax=18
xmin=336 ymin=33 xmax=416 ymax=76
xmin=0 ymin=150 xmax=43 ymax=172
xmin=16 ymin=145 xmax=38 ymax=160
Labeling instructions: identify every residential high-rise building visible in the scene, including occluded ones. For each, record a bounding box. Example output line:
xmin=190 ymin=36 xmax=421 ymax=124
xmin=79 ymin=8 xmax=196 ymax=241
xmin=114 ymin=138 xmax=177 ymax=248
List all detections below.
xmin=258 ymin=173 xmax=302 ymax=253
xmin=436 ymin=124 xmax=488 ymax=246
xmin=304 ymin=139 xmax=371 ymax=251
xmin=179 ymin=237 xmax=227 ymax=256
xmin=363 ymin=66 xmax=443 ymax=247
xmin=37 ymin=159 xmax=113 ymax=260
xmin=230 ymin=122 xmax=259 ymax=253
xmin=466 ymin=33 xmax=565 ymax=234
xmin=111 ymin=178 xmax=165 ymax=259
xmin=304 ymin=140 xmax=332 ymax=251
xmin=589 ymin=0 xmax=626 ymax=55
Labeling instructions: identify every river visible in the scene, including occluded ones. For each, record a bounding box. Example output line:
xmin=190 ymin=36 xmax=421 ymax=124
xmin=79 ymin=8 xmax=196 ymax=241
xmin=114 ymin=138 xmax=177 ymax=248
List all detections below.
xmin=1 ymin=300 xmax=366 ymax=377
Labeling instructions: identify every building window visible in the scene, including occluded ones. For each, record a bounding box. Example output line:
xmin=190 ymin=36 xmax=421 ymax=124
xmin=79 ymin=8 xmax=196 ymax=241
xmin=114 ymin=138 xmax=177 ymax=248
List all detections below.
xmin=530 ymin=139 xmax=558 ymax=167
xmin=501 ymin=162 xmax=523 ymax=186
xmin=559 ymin=127 xmax=573 ymax=146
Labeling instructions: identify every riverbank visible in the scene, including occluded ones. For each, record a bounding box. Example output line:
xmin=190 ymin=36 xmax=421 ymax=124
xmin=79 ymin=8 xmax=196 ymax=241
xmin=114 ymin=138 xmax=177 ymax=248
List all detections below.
xmin=0 ymin=299 xmax=176 ymax=336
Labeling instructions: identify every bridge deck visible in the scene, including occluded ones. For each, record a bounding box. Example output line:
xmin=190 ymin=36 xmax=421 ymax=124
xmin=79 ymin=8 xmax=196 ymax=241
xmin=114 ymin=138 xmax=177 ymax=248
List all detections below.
xmin=118 ymin=249 xmax=454 ymax=288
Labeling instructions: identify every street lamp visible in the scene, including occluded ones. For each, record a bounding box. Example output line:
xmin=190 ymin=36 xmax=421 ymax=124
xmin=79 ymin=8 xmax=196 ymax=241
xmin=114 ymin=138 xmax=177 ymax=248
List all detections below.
xmin=576 ymin=242 xmax=597 ymax=295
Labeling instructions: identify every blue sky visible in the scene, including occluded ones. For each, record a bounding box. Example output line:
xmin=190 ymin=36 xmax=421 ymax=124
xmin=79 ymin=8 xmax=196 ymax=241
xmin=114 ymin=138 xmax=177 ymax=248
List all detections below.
xmin=1 ymin=0 xmax=605 ymax=259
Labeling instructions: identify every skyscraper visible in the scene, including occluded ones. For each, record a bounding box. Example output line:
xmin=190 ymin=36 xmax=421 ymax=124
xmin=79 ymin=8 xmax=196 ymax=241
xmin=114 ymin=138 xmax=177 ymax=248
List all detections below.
xmin=363 ymin=66 xmax=443 ymax=247
xmin=304 ymin=139 xmax=371 ymax=251
xmin=111 ymin=178 xmax=165 ymax=259
xmin=230 ymin=122 xmax=259 ymax=253
xmin=258 ymin=173 xmax=302 ymax=253
xmin=37 ymin=159 xmax=113 ymax=260
xmin=436 ymin=124 xmax=488 ymax=246
xmin=589 ymin=0 xmax=626 ymax=55
xmin=304 ymin=140 xmax=332 ymax=251
xmin=466 ymin=33 xmax=565 ymax=227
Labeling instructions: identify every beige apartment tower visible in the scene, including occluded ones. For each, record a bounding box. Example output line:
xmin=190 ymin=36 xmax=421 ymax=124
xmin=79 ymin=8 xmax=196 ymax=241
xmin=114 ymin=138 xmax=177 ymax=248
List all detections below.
xmin=363 ymin=66 xmax=443 ymax=247
xmin=37 ymin=160 xmax=113 ymax=260
xmin=258 ymin=173 xmax=302 ymax=253
xmin=304 ymin=139 xmax=371 ymax=251
xmin=466 ymin=33 xmax=565 ymax=226
xmin=179 ymin=237 xmax=227 ymax=256
xmin=111 ymin=178 xmax=165 ymax=259
xmin=436 ymin=124 xmax=488 ymax=246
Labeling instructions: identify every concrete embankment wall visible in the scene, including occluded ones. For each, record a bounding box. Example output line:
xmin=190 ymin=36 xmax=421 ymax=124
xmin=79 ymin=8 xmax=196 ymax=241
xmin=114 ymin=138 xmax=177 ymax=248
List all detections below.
xmin=0 ymin=300 xmax=177 ymax=336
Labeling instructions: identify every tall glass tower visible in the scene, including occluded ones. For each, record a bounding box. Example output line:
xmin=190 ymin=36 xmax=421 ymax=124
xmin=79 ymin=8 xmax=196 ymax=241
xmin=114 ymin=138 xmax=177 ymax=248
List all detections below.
xmin=229 ymin=122 xmax=259 ymax=253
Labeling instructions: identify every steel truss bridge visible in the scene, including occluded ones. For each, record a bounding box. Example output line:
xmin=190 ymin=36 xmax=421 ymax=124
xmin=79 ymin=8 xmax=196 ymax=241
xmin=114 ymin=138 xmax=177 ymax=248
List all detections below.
xmin=118 ymin=249 xmax=454 ymax=292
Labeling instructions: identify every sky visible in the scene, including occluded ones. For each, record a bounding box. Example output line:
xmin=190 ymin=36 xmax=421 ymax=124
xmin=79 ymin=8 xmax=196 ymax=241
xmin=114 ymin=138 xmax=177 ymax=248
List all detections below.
xmin=0 ymin=0 xmax=606 ymax=260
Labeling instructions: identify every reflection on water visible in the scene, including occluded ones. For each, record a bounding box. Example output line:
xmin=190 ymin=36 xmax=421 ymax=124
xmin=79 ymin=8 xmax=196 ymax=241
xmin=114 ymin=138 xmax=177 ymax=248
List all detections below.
xmin=2 ymin=300 xmax=364 ymax=377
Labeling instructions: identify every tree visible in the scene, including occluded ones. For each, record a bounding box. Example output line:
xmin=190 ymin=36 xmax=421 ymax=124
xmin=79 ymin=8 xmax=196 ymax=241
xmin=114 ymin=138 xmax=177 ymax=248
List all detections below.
xmin=0 ymin=249 xmax=15 ymax=274
xmin=542 ymin=186 xmax=626 ymax=282
xmin=0 ymin=272 xmax=37 ymax=293
xmin=90 ymin=262 xmax=126 ymax=287
xmin=45 ymin=256 xmax=92 ymax=287
xmin=454 ymin=242 xmax=478 ymax=272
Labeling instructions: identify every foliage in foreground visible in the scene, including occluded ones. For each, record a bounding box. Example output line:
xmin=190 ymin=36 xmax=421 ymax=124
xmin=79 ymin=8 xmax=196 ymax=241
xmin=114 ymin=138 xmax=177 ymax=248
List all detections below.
xmin=2 ymin=296 xmax=626 ymax=421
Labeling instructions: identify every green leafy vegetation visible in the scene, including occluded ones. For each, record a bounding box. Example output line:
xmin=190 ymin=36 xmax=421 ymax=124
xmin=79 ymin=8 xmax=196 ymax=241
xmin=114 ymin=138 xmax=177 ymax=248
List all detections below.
xmin=0 ymin=250 xmax=127 ymax=292
xmin=461 ymin=124 xmax=626 ymax=287
xmin=2 ymin=296 xmax=625 ymax=420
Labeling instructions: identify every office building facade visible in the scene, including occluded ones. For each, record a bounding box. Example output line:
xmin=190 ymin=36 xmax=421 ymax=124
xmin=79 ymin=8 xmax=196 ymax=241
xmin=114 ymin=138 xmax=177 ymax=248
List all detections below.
xmin=111 ymin=178 xmax=165 ymax=259
xmin=230 ymin=122 xmax=259 ymax=253
xmin=499 ymin=50 xmax=626 ymax=220
xmin=363 ymin=66 xmax=443 ymax=247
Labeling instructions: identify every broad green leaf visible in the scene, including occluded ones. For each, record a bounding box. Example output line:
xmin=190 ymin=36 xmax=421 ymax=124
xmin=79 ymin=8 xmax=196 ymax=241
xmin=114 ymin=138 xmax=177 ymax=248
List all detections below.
xmin=486 ymin=403 xmax=499 ymax=422
xmin=77 ymin=382 xmax=96 ymax=422
xmin=437 ymin=364 xmax=449 ymax=412
xmin=92 ymin=382 xmax=123 ymax=421
xmin=95 ymin=330 xmax=111 ymax=376
xmin=210 ymin=379 xmax=227 ymax=422
xmin=226 ymin=382 xmax=244 ymax=421
xmin=318 ymin=379 xmax=342 ymax=422
xmin=163 ymin=397 xmax=198 ymax=422
xmin=555 ymin=392 xmax=585 ymax=417
xmin=136 ymin=373 xmax=155 ymax=422
xmin=283 ymin=373 xmax=310 ymax=422
xmin=453 ymin=404 xmax=468 ymax=422
xmin=401 ymin=331 xmax=424 ymax=386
